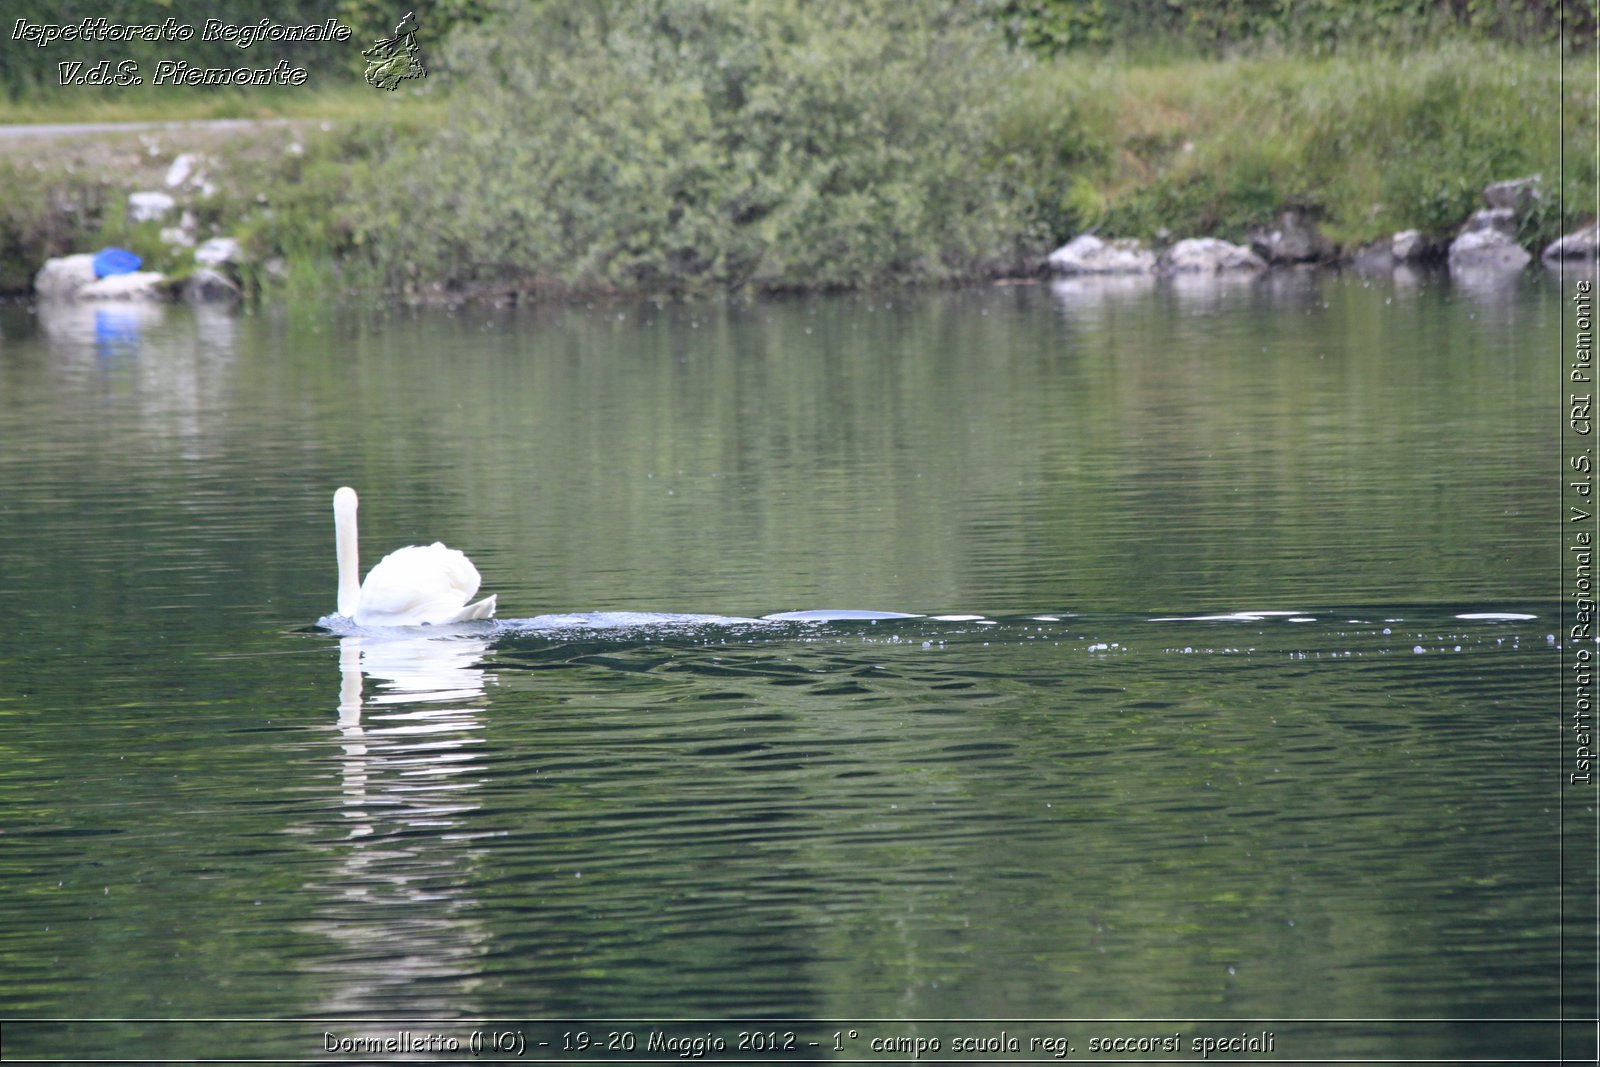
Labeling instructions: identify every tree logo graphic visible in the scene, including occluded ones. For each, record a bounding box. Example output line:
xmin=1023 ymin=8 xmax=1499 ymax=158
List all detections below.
xmin=363 ymin=11 xmax=427 ymax=91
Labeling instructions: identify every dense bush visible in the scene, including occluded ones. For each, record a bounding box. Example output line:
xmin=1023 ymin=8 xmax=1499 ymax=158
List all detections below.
xmin=994 ymin=0 xmax=1597 ymax=55
xmin=0 ymin=167 xmax=110 ymax=292
xmin=343 ymin=0 xmax=1039 ymax=294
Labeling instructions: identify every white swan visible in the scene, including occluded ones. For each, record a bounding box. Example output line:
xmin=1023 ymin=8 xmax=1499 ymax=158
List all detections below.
xmin=333 ymin=486 xmax=497 ymax=626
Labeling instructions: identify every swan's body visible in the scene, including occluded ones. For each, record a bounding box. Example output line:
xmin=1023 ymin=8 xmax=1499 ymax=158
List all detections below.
xmin=334 ymin=486 xmax=497 ymax=626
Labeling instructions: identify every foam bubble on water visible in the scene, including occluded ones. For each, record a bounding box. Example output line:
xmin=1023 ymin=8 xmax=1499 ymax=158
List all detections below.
xmin=1151 ymin=610 xmax=1309 ymax=623
xmin=761 ymin=609 xmax=923 ymax=622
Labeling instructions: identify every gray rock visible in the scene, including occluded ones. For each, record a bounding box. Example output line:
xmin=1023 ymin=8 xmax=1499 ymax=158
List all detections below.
xmin=164 ymin=153 xmax=216 ymax=195
xmin=1448 ymin=228 xmax=1531 ymax=272
xmin=194 ymin=236 xmax=242 ymax=269
xmin=183 ymin=268 xmax=241 ymax=303
xmin=1351 ymin=241 xmax=1395 ymax=273
xmin=33 ymin=253 xmax=98 ymax=298
xmin=76 ymin=271 xmax=170 ymax=301
xmin=128 ymin=191 xmax=176 ymax=223
xmin=1250 ymin=211 xmax=1330 ymax=263
xmin=1391 ymin=229 xmax=1440 ymax=262
xmin=1543 ymin=223 xmax=1600 ymax=262
xmin=1483 ymin=175 xmax=1541 ymax=212
xmin=165 ymin=153 xmax=199 ymax=188
xmin=1461 ymin=208 xmax=1518 ymax=239
xmin=1162 ymin=237 xmax=1265 ymax=273
xmin=1047 ymin=234 xmax=1157 ymax=275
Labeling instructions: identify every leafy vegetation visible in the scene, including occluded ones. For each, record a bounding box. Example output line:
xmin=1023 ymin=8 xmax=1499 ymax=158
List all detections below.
xmin=0 ymin=0 xmax=1591 ymax=300
xmin=995 ymin=0 xmax=1596 ymax=55
xmin=327 ymin=0 xmax=1040 ymax=296
xmin=996 ymin=40 xmax=1589 ymax=247
xmin=0 ymin=84 xmax=439 ymax=125
xmin=0 ymin=168 xmax=108 ymax=292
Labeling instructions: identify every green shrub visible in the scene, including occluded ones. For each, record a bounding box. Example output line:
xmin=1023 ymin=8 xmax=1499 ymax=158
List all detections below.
xmin=995 ymin=0 xmax=1596 ymax=56
xmin=348 ymin=0 xmax=1040 ymax=294
xmin=0 ymin=166 xmax=111 ymax=292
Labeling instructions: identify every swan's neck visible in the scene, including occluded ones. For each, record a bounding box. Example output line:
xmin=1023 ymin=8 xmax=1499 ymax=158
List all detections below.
xmin=334 ymin=491 xmax=362 ymax=617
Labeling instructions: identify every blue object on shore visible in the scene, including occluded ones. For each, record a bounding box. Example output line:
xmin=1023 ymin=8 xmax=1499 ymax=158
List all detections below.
xmin=92 ymin=247 xmax=142 ymax=277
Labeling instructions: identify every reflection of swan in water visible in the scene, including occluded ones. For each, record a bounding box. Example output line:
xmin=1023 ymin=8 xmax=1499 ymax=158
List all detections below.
xmin=303 ymin=631 xmax=496 ymax=1019
xmin=341 ymin=632 xmax=494 ymax=711
xmin=333 ymin=487 xmax=496 ymax=627
xmin=333 ymin=633 xmax=494 ymax=835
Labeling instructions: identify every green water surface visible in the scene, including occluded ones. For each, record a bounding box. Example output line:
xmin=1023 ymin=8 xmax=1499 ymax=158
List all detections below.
xmin=0 ymin=270 xmax=1588 ymax=1062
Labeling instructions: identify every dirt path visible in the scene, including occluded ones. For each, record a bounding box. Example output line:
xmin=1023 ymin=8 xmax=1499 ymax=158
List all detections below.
xmin=0 ymin=118 xmax=296 ymax=141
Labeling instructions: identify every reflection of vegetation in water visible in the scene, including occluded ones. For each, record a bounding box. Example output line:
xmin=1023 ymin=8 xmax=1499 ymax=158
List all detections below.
xmin=0 ymin=281 xmax=1568 ymax=1047
xmin=483 ymin=620 xmax=1557 ymax=1027
xmin=0 ymin=275 xmax=1554 ymax=626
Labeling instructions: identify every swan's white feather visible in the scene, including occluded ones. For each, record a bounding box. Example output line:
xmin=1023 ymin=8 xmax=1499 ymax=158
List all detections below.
xmin=333 ymin=487 xmax=497 ymax=627
xmin=357 ymin=542 xmax=495 ymax=626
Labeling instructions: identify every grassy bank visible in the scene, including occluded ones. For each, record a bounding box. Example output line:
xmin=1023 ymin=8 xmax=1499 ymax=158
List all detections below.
xmin=998 ymin=40 xmax=1589 ymax=249
xmin=0 ymin=84 xmax=436 ymax=125
xmin=0 ymin=20 xmax=1590 ymax=301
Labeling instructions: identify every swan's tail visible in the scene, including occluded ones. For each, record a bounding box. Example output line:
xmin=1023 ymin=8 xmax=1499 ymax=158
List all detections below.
xmin=446 ymin=594 xmax=497 ymax=623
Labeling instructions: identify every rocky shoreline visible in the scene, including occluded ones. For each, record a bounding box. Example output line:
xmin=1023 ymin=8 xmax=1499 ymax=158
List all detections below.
xmin=1045 ymin=175 xmax=1596 ymax=282
xmin=26 ymin=145 xmax=253 ymax=305
xmin=25 ymin=168 xmax=1600 ymax=306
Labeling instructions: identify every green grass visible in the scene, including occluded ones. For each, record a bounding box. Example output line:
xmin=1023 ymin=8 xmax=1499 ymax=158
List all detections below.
xmin=0 ymin=83 xmax=442 ymax=126
xmin=997 ymin=39 xmax=1592 ymax=248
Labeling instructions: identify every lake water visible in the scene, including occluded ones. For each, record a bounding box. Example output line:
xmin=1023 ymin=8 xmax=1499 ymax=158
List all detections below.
xmin=0 ymin=269 xmax=1589 ymax=1063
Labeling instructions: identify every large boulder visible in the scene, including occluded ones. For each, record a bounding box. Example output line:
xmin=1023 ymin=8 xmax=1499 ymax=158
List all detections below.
xmin=1047 ymin=234 xmax=1157 ymax=275
xmin=76 ymin=271 xmax=170 ymax=301
xmin=1544 ymin=223 xmax=1600 ymax=263
xmin=1392 ymin=229 xmax=1442 ymax=262
xmin=1483 ymin=175 xmax=1541 ymax=212
xmin=1250 ymin=211 xmax=1331 ymax=263
xmin=1448 ymin=228 xmax=1531 ymax=272
xmin=1460 ymin=208 xmax=1518 ymax=239
xmin=1449 ymin=205 xmax=1531 ymax=272
xmin=33 ymin=253 xmax=99 ymax=298
xmin=1162 ymin=237 xmax=1265 ymax=273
